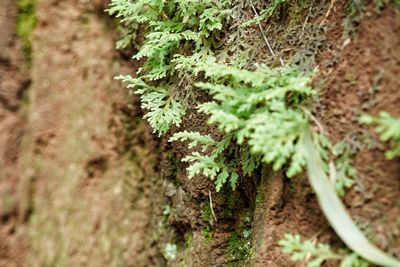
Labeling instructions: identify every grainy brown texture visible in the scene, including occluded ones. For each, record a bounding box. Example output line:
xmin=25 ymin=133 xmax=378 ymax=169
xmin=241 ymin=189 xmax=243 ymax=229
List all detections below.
xmin=251 ymin=0 xmax=400 ymax=265
xmin=318 ymin=0 xmax=400 ymax=258
xmin=0 ymin=0 xmax=29 ymax=266
xmin=1 ymin=0 xmax=160 ymax=266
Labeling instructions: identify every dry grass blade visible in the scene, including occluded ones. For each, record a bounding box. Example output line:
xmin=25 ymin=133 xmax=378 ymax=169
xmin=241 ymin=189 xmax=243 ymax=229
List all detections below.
xmin=303 ymin=127 xmax=400 ymax=267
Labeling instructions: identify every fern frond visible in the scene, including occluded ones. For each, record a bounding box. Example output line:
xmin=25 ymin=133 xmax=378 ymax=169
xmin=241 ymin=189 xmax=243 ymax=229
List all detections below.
xmin=279 ymin=234 xmax=369 ymax=267
xmin=142 ymin=92 xmax=185 ymax=135
xmin=193 ymin=60 xmax=315 ymax=178
xmin=213 ymin=134 xmax=233 ymax=156
xmin=117 ymin=75 xmax=185 ymax=135
xmin=170 ymin=132 xmax=239 ymax=191
xmin=240 ymin=147 xmax=261 ymax=176
xmin=244 ymin=105 xmax=309 ymax=177
xmin=169 ymin=131 xmax=216 ymax=151
xmin=199 ymin=102 xmax=246 ymax=133
xmin=110 ymin=0 xmax=233 ymax=135
xmin=183 ymin=152 xmax=221 ymax=179
xmin=361 ymin=112 xmax=400 ymax=159
xmin=332 ymin=142 xmax=356 ymax=196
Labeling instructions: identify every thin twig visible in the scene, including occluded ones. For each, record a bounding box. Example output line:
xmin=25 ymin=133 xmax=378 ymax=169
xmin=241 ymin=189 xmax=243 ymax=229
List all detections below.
xmin=320 ymin=0 xmax=336 ymax=26
xmin=209 ymin=190 xmax=217 ymax=222
xmin=250 ymin=3 xmax=284 ymax=66
xmin=300 ymin=107 xmax=325 ymax=134
xmin=300 ymin=3 xmax=313 ymax=39
xmin=300 ymin=231 xmax=323 ymax=266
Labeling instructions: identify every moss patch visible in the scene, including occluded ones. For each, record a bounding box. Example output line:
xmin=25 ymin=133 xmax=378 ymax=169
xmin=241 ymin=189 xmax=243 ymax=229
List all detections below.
xmin=17 ymin=0 xmax=36 ymax=60
xmin=201 ymin=202 xmax=212 ymax=222
xmin=202 ymin=225 xmax=213 ymax=243
xmin=227 ymin=232 xmax=253 ymax=266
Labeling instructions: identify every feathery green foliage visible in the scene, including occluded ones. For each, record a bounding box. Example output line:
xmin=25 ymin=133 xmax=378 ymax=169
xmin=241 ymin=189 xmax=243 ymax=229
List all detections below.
xmin=170 ymin=131 xmax=262 ymax=191
xmin=108 ymin=0 xmax=232 ymax=135
xmin=108 ymin=0 xmax=231 ymax=81
xmin=332 ymin=142 xmax=357 ymax=197
xmin=109 ymin=0 xmax=332 ymax=191
xmin=170 ymin=132 xmax=240 ymax=191
xmin=110 ymin=0 xmax=359 ymax=194
xmin=172 ymin=54 xmax=359 ymax=193
xmin=170 ymin=131 xmax=216 ymax=151
xmin=279 ymin=234 xmax=369 ymax=267
xmin=179 ymin=55 xmax=315 ymax=177
xmin=109 ymin=1 xmax=379 ymax=264
xmin=361 ymin=112 xmax=400 ymax=159
xmin=117 ymin=75 xmax=185 ymax=135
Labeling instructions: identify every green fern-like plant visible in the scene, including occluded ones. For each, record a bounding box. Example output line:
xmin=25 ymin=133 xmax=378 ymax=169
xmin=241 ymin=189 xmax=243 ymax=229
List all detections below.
xmin=108 ymin=0 xmax=232 ymax=135
xmin=361 ymin=112 xmax=400 ymax=159
xmin=279 ymin=234 xmax=369 ymax=267
xmin=170 ymin=130 xmax=262 ymax=191
xmin=172 ymin=54 xmax=358 ymax=194
xmin=110 ymin=1 xmax=394 ymax=264
xmin=179 ymin=55 xmax=315 ymax=177
xmin=117 ymin=75 xmax=185 ymax=135
xmin=108 ymin=0 xmax=231 ymax=81
xmin=332 ymin=141 xmax=357 ymax=197
xmin=169 ymin=132 xmax=241 ymax=191
xmin=170 ymin=55 xmax=328 ymax=190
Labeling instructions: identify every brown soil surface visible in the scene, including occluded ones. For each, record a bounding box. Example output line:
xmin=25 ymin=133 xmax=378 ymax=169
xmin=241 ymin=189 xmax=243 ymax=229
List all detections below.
xmin=250 ymin=0 xmax=400 ymax=265
xmin=0 ymin=0 xmax=29 ymax=266
xmin=319 ymin=1 xmax=400 ymax=257
xmin=1 ymin=0 xmax=160 ymax=266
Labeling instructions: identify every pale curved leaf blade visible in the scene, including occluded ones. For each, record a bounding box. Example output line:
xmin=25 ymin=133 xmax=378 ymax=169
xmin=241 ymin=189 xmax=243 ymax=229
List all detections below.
xmin=303 ymin=128 xmax=400 ymax=267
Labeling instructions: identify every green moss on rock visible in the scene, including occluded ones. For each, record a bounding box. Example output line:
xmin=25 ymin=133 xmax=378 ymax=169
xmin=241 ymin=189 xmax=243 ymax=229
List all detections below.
xmin=17 ymin=0 xmax=36 ymax=60
xmin=227 ymin=232 xmax=253 ymax=266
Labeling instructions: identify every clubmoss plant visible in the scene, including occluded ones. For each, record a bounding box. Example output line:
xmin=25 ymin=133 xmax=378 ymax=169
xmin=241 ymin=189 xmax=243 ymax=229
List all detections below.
xmin=108 ymin=0 xmax=232 ymax=135
xmin=109 ymin=0 xmax=379 ymax=265
xmin=279 ymin=234 xmax=369 ymax=267
xmin=361 ymin=112 xmax=400 ymax=159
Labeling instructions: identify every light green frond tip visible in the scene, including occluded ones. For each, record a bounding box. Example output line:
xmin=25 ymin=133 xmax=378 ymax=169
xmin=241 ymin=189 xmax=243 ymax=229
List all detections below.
xmin=361 ymin=112 xmax=400 ymax=159
xmin=116 ymin=75 xmax=185 ymax=136
xmin=279 ymin=233 xmax=369 ymax=267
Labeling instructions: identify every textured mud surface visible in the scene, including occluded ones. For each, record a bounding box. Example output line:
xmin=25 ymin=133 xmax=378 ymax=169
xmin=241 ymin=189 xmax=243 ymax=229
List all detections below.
xmin=241 ymin=0 xmax=400 ymax=265
xmin=0 ymin=0 xmax=29 ymax=266
xmin=319 ymin=1 xmax=400 ymax=257
xmin=0 ymin=0 xmax=160 ymax=266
